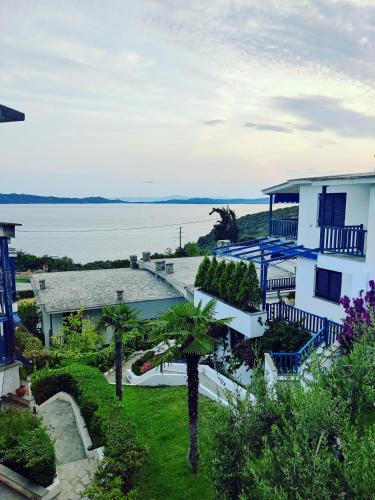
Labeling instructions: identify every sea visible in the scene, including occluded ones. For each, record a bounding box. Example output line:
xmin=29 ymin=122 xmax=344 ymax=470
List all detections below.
xmin=0 ymin=203 xmax=269 ymax=263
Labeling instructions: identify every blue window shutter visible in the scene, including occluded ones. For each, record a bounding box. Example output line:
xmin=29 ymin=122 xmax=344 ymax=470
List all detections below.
xmin=319 ymin=193 xmax=346 ymax=227
xmin=316 ymin=268 xmax=329 ymax=297
xmin=329 ymin=271 xmax=342 ymax=302
xmin=315 ymin=267 xmax=342 ymax=302
xmin=332 ymin=193 xmax=346 ymax=227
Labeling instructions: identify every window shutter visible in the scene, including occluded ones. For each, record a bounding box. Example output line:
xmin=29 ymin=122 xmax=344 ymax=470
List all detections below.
xmin=316 ymin=268 xmax=329 ymax=298
xmin=319 ymin=193 xmax=346 ymax=227
xmin=329 ymin=271 xmax=342 ymax=302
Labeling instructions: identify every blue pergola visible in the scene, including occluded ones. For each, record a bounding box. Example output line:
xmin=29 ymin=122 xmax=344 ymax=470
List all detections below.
xmin=213 ymin=238 xmax=318 ymax=310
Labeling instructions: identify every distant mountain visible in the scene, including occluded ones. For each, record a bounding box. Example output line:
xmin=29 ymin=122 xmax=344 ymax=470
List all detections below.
xmin=155 ymin=197 xmax=269 ymax=204
xmin=0 ymin=193 xmax=126 ymax=204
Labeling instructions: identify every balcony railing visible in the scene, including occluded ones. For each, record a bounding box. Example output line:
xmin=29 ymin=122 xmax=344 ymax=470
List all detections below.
xmin=266 ymin=302 xmax=342 ymax=373
xmin=266 ymin=277 xmax=296 ymax=292
xmin=269 ymin=219 xmax=298 ymax=240
xmin=321 ymin=224 xmax=366 ymax=257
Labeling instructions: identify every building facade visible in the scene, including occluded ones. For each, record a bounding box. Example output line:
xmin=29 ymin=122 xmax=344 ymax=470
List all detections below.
xmin=264 ymin=172 xmax=375 ymax=323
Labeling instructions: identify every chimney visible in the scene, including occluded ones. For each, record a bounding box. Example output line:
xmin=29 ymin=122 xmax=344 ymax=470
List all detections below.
xmin=217 ymin=239 xmax=231 ymax=247
xmin=142 ymin=251 xmax=151 ymax=262
xmin=117 ymin=290 xmax=124 ymax=301
xmin=129 ymin=255 xmax=138 ymax=269
xmin=39 ymin=279 xmax=46 ymax=290
xmin=155 ymin=260 xmax=166 ymax=272
xmin=165 ymin=262 xmax=174 ymax=274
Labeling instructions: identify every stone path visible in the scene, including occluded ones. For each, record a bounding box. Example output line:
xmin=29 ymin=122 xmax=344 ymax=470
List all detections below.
xmin=0 ymin=482 xmax=25 ymax=499
xmin=57 ymin=458 xmax=97 ymax=500
xmin=106 ymin=352 xmax=144 ymax=384
xmin=38 ymin=398 xmax=98 ymax=499
xmin=39 ymin=400 xmax=86 ymax=465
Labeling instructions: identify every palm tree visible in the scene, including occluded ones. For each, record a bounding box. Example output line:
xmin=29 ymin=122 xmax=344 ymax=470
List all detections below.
xmin=98 ymin=303 xmax=139 ymax=400
xmin=209 ymin=206 xmax=239 ymax=243
xmin=152 ymin=300 xmax=230 ymax=474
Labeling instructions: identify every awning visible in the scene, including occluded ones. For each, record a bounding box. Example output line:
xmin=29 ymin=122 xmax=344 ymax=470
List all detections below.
xmin=213 ymin=238 xmax=317 ymax=264
xmin=274 ymin=193 xmax=299 ymax=203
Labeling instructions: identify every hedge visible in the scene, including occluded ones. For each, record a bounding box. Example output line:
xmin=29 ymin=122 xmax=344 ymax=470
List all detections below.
xmin=31 ymin=364 xmax=146 ymax=495
xmin=0 ymin=408 xmax=56 ymax=487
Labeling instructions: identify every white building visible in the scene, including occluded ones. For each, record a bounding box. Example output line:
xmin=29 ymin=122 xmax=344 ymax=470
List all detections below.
xmin=263 ymin=171 xmax=375 ymax=323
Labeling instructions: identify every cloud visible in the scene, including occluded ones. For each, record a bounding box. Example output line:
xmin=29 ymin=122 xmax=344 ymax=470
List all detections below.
xmin=243 ymin=122 xmax=292 ymax=133
xmin=203 ymin=119 xmax=226 ymax=126
xmin=274 ymin=95 xmax=375 ymax=138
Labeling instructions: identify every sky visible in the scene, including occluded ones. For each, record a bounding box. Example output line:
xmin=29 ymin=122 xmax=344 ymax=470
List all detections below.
xmin=1 ymin=0 xmax=375 ymax=198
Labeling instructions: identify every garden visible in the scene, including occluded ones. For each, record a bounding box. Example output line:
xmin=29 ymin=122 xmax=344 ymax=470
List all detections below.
xmin=195 ymin=256 xmax=262 ymax=312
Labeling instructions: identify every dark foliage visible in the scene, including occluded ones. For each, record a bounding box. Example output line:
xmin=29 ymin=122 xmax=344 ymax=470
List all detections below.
xmin=0 ymin=408 xmax=56 ymax=487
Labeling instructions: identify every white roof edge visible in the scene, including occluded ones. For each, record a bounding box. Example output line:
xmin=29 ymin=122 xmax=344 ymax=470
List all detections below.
xmin=263 ymin=171 xmax=375 ymax=195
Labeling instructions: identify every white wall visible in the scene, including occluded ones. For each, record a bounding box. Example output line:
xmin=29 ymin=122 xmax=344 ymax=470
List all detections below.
xmin=295 ymin=255 xmax=372 ymax=323
xmin=298 ymin=184 xmax=370 ymax=249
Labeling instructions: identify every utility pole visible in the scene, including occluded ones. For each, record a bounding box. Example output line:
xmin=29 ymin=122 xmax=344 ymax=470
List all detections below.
xmin=179 ymin=226 xmax=182 ymax=251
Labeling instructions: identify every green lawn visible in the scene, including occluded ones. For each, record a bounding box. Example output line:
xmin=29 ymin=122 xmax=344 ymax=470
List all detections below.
xmin=122 ymin=386 xmax=221 ymax=500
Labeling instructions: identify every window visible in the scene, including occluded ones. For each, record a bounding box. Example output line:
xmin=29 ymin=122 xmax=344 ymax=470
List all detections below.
xmin=315 ymin=267 xmax=342 ymax=303
xmin=318 ymin=193 xmax=346 ymax=227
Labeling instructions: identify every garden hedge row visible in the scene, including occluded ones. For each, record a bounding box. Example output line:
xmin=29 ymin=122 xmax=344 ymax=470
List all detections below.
xmin=0 ymin=408 xmax=56 ymax=487
xmin=31 ymin=364 xmax=146 ymax=495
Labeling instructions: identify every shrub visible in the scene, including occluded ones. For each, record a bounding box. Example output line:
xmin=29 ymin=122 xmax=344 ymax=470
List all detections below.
xmin=17 ymin=290 xmax=34 ymax=300
xmin=226 ymin=262 xmax=246 ymax=306
xmin=211 ymin=260 xmax=226 ymax=297
xmin=0 ymin=408 xmax=56 ymax=487
xmin=205 ymin=256 xmax=218 ymax=293
xmin=210 ymin=333 xmax=375 ymax=499
xmin=17 ymin=302 xmax=43 ymax=342
xmin=31 ymin=364 xmax=146 ymax=496
xmin=194 ymin=255 xmax=210 ymax=288
xmin=236 ymin=262 xmax=262 ymax=311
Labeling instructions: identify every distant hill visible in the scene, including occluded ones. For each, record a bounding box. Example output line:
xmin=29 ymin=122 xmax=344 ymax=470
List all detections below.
xmin=197 ymin=205 xmax=299 ymax=248
xmin=0 ymin=193 xmax=126 ymax=204
xmin=156 ymin=197 xmax=268 ymax=204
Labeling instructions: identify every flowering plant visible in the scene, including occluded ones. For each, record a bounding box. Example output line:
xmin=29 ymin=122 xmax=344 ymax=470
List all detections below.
xmin=338 ymin=280 xmax=375 ymax=352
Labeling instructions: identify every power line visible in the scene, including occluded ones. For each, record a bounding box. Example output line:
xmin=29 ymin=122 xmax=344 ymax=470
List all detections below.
xmin=17 ymin=218 xmax=214 ymax=234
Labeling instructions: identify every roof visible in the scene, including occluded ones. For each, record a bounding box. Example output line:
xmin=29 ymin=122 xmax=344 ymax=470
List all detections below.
xmin=263 ymin=171 xmax=375 ymax=195
xmin=140 ymin=255 xmax=295 ymax=292
xmin=31 ymin=268 xmax=182 ymax=313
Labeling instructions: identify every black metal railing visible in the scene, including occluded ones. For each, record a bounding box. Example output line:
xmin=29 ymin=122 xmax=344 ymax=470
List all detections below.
xmin=269 ymin=219 xmax=298 ymax=240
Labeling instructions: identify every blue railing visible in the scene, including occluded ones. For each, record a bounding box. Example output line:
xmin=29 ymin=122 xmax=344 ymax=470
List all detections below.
xmin=269 ymin=219 xmax=298 ymax=240
xmin=266 ymin=302 xmax=342 ymax=373
xmin=321 ymin=224 xmax=366 ymax=257
xmin=266 ymin=277 xmax=296 ymax=292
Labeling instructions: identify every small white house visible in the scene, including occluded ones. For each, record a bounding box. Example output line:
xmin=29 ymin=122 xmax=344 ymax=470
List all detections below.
xmin=263 ymin=171 xmax=375 ymax=323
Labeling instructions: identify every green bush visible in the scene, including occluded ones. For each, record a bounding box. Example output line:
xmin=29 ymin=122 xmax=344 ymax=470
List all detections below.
xmin=0 ymin=408 xmax=56 ymax=487
xmin=17 ymin=302 xmax=43 ymax=342
xmin=210 ymin=333 xmax=375 ymax=499
xmin=194 ymin=255 xmax=211 ymax=288
xmin=31 ymin=364 xmax=146 ymax=496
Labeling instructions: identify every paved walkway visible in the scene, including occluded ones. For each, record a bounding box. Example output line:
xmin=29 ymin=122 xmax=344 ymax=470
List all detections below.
xmin=39 ymin=397 xmax=98 ymax=499
xmin=106 ymin=352 xmax=144 ymax=384
xmin=0 ymin=483 xmax=25 ymax=499
xmin=39 ymin=400 xmax=86 ymax=465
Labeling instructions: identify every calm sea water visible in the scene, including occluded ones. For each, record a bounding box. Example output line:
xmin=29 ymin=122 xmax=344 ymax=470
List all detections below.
xmin=0 ymin=203 xmax=270 ymax=263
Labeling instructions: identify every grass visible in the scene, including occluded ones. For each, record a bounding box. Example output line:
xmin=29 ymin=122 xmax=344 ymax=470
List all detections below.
xmin=16 ymin=277 xmax=30 ymax=283
xmin=122 ymin=386 xmax=221 ymax=500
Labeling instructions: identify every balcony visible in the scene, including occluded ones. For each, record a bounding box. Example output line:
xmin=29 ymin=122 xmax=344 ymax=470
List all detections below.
xmin=269 ymin=219 xmax=298 ymax=240
xmin=320 ymin=224 xmax=366 ymax=257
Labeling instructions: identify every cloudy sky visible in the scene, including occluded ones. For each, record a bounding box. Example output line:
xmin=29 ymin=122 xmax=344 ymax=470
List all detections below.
xmin=1 ymin=0 xmax=375 ymax=198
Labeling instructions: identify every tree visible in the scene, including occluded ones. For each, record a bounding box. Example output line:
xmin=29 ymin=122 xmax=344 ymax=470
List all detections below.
xmin=221 ymin=261 xmax=236 ymax=302
xmin=212 ymin=260 xmax=226 ymax=297
xmin=236 ymin=262 xmax=262 ymax=311
xmin=226 ymin=262 xmax=247 ymax=306
xmin=152 ymin=300 xmax=230 ymax=474
xmin=184 ymin=242 xmax=200 ymax=257
xmin=17 ymin=302 xmax=43 ymax=342
xmin=98 ymin=304 xmax=139 ymax=400
xmin=194 ymin=255 xmax=211 ymax=289
xmin=209 ymin=206 xmax=239 ymax=243
xmin=205 ymin=255 xmax=218 ymax=293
